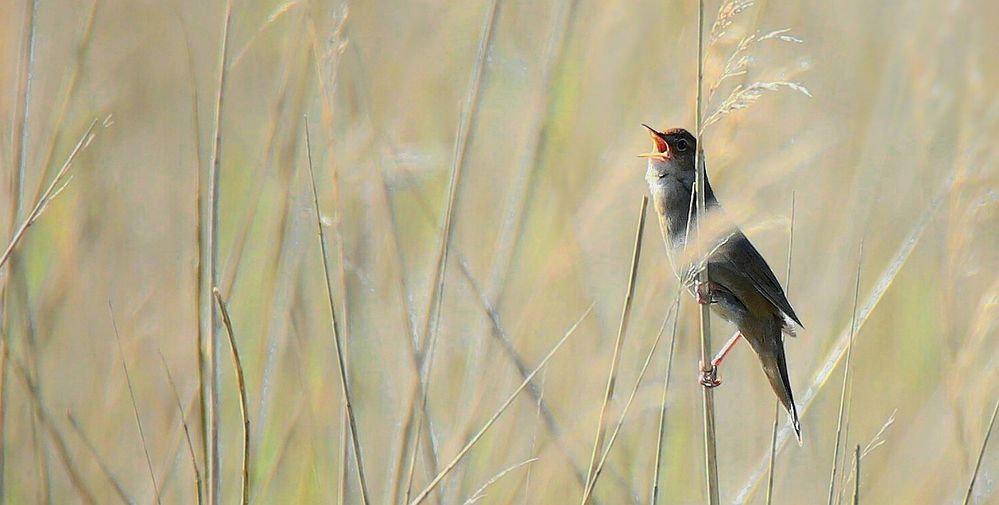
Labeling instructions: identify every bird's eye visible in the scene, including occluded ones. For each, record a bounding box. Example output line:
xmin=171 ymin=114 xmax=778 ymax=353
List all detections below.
xmin=676 ymin=139 xmax=689 ymax=152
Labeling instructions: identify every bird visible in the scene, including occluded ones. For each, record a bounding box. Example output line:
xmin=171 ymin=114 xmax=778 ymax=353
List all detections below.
xmin=639 ymin=124 xmax=802 ymax=441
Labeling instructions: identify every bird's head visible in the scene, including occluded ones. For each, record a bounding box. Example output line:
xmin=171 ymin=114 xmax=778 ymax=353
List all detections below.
xmin=639 ymin=125 xmax=697 ymax=183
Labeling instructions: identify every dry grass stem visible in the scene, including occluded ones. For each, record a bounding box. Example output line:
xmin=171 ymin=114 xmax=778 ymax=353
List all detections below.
xmin=852 ymin=445 xmax=860 ymax=505
xmin=485 ymin=0 xmax=579 ymax=303
xmin=158 ymin=352 xmax=204 ymax=505
xmin=403 ymin=2 xmax=502 ymax=499
xmin=26 ymin=0 xmax=99 ymax=206
xmin=304 ymin=121 xmax=371 ymax=504
xmin=231 ymin=1 xmax=303 ymax=67
xmin=734 ymin=172 xmax=955 ymax=504
xmin=581 ymin=196 xmax=648 ymax=504
xmin=836 ymin=410 xmax=896 ymax=503
xmin=9 ymin=357 xmax=98 ymax=505
xmin=1 ymin=119 xmax=98 ymax=271
xmin=109 ymin=303 xmax=162 ymax=505
xmin=456 ymin=258 xmax=594 ymax=489
xmin=461 ymin=458 xmax=538 ymax=505
xmin=650 ymin=297 xmax=681 ymax=505
xmin=204 ymin=4 xmax=233 ymax=504
xmin=827 ymin=241 xmax=864 ymax=505
xmin=3 ymin=2 xmax=994 ymax=504
xmin=962 ymin=394 xmax=999 ymax=505
xmin=213 ymin=288 xmax=250 ymax=505
xmin=407 ymin=304 xmax=594 ymax=505
xmin=583 ymin=290 xmax=674 ymax=504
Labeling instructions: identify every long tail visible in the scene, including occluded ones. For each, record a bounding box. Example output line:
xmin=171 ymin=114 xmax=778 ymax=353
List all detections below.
xmin=760 ymin=338 xmax=801 ymax=443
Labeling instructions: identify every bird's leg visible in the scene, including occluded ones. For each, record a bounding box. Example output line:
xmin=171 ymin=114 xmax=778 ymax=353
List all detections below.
xmin=712 ymin=332 xmax=743 ymax=369
xmin=698 ymin=332 xmax=743 ymax=388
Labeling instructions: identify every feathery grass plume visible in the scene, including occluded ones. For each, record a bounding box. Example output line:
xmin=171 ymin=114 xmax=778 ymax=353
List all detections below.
xmin=708 ymin=29 xmax=804 ymax=100
xmin=407 ymin=305 xmax=594 ymax=505
xmin=710 ymin=0 xmax=754 ymax=42
xmin=704 ymin=0 xmax=811 ymax=128
xmin=705 ymin=81 xmax=811 ymax=129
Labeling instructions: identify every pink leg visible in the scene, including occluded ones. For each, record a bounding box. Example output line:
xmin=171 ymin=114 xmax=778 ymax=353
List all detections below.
xmin=698 ymin=332 xmax=743 ymax=388
xmin=712 ymin=332 xmax=743 ymax=368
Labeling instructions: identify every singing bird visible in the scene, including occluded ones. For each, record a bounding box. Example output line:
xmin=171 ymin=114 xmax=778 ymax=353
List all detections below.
xmin=640 ymin=124 xmax=802 ymax=440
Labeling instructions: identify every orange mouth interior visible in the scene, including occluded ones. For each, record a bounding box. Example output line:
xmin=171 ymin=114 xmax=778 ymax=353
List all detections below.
xmin=638 ymin=124 xmax=670 ymax=160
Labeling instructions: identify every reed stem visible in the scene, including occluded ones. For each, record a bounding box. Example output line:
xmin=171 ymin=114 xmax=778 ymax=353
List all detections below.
xmin=694 ymin=0 xmax=720 ymax=503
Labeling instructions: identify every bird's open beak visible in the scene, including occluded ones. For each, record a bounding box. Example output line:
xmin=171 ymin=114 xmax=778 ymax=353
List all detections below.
xmin=638 ymin=124 xmax=670 ymax=161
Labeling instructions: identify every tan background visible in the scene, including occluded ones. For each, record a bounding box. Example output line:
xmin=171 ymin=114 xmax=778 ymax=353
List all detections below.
xmin=1 ymin=0 xmax=997 ymax=503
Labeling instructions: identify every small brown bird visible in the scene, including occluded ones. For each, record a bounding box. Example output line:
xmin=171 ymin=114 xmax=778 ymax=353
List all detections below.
xmin=639 ymin=124 xmax=802 ymax=440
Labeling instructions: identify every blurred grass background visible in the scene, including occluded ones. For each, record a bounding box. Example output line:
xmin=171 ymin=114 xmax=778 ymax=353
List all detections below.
xmin=1 ymin=0 xmax=998 ymax=503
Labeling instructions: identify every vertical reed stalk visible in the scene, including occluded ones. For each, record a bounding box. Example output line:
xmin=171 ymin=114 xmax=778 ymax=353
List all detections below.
xmin=205 ymin=3 xmax=233 ymax=504
xmin=693 ymin=0 xmax=720 ymax=503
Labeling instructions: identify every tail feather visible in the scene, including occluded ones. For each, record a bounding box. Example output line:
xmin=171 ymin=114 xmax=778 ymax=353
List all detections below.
xmin=761 ymin=341 xmax=801 ymax=444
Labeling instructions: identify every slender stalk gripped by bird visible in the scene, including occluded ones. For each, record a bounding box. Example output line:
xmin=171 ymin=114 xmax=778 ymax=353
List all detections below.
xmin=693 ymin=1 xmax=720 ymax=502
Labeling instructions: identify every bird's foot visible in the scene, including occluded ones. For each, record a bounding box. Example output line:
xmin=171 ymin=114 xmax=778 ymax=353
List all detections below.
xmin=695 ymin=281 xmax=714 ymax=305
xmin=698 ymin=360 xmax=722 ymax=388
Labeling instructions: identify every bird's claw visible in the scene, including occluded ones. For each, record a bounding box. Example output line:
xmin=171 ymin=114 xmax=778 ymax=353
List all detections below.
xmin=695 ymin=281 xmax=714 ymax=305
xmin=698 ymin=360 xmax=722 ymax=388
